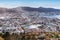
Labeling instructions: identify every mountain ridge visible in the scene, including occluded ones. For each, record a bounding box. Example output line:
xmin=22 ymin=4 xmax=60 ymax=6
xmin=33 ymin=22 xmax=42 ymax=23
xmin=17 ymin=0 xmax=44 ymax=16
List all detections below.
xmin=0 ymin=6 xmax=60 ymax=13
xmin=21 ymin=7 xmax=60 ymax=12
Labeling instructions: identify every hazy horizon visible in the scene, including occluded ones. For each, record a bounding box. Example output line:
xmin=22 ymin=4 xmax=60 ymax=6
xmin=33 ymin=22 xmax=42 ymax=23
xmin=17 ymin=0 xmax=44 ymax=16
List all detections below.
xmin=0 ymin=0 xmax=60 ymax=9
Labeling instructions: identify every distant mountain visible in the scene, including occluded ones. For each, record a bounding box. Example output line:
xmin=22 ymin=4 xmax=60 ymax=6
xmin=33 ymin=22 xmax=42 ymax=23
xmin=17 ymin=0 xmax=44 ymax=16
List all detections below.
xmin=21 ymin=7 xmax=60 ymax=12
xmin=0 ymin=7 xmax=60 ymax=13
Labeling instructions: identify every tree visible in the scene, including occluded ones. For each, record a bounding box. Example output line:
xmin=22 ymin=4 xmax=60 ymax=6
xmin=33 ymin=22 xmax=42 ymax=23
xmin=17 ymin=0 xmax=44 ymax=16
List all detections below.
xmin=0 ymin=37 xmax=4 ymax=40
xmin=2 ymin=32 xmax=10 ymax=40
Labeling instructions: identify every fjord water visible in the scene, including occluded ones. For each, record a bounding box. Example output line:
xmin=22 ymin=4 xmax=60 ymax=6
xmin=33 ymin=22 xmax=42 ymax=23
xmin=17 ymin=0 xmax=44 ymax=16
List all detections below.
xmin=41 ymin=15 xmax=60 ymax=19
xmin=54 ymin=15 xmax=60 ymax=19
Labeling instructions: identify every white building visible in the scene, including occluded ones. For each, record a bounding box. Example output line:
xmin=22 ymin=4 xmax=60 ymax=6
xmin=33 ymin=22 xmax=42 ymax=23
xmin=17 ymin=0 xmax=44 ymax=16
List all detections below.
xmin=25 ymin=24 xmax=42 ymax=33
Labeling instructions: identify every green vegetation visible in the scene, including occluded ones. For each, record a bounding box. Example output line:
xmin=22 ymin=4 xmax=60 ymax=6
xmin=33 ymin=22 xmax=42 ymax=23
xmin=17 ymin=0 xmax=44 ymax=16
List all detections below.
xmin=0 ymin=32 xmax=59 ymax=40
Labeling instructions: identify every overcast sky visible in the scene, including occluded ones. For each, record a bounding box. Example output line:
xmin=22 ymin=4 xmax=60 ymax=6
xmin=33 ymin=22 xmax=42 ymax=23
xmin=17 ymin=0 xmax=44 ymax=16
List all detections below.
xmin=0 ymin=0 xmax=60 ymax=9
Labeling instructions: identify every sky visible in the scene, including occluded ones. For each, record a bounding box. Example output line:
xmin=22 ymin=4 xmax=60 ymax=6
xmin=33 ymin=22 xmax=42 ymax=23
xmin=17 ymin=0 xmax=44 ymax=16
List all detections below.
xmin=0 ymin=0 xmax=60 ymax=9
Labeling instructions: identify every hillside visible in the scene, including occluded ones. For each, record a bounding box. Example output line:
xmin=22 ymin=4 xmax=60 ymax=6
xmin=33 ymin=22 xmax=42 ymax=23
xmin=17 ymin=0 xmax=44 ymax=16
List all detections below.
xmin=0 ymin=7 xmax=60 ymax=32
